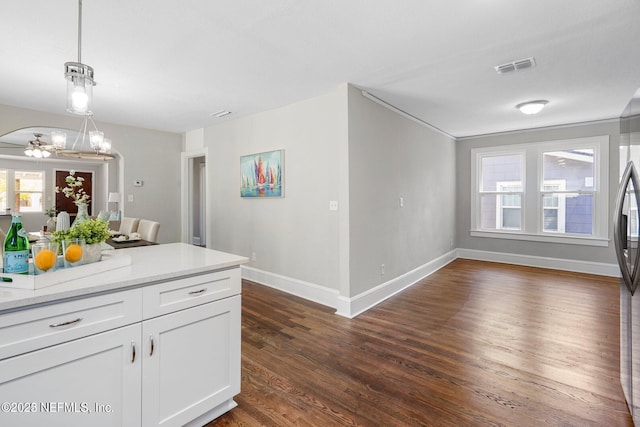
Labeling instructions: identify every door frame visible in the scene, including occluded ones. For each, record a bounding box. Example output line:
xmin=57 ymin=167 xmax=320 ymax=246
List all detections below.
xmin=180 ymin=148 xmax=209 ymax=246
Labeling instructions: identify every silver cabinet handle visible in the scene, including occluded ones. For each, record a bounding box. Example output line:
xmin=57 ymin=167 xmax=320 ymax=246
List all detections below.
xmin=131 ymin=341 xmax=136 ymax=363
xmin=49 ymin=317 xmax=83 ymax=328
xmin=188 ymin=288 xmax=207 ymax=296
xmin=149 ymin=336 xmax=155 ymax=357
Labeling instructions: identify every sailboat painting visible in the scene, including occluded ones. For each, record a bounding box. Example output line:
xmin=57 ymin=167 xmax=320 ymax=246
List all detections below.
xmin=240 ymin=149 xmax=284 ymax=198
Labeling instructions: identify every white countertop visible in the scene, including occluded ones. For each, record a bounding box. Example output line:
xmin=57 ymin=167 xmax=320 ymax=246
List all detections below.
xmin=0 ymin=243 xmax=248 ymax=313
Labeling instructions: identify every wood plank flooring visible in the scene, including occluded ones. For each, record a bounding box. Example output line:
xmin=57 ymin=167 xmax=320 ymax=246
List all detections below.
xmin=209 ymin=259 xmax=633 ymax=426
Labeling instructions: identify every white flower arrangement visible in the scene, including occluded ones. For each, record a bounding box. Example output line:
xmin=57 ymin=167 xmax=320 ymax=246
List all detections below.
xmin=56 ymin=171 xmax=91 ymax=205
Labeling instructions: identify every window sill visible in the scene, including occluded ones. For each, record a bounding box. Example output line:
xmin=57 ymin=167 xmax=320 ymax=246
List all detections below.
xmin=469 ymin=230 xmax=609 ymax=247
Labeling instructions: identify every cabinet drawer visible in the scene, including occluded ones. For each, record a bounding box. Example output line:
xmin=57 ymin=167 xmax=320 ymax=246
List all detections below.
xmin=142 ymin=268 xmax=240 ymax=318
xmin=0 ymin=288 xmax=142 ymax=360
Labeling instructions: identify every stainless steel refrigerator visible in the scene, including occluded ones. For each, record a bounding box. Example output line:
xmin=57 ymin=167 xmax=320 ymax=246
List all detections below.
xmin=616 ymin=92 xmax=640 ymax=425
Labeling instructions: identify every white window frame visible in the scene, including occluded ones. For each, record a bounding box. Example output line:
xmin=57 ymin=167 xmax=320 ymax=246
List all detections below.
xmin=496 ymin=181 xmax=523 ymax=230
xmin=541 ymin=179 xmax=566 ymax=233
xmin=470 ymin=135 xmax=609 ymax=247
xmin=5 ymin=169 xmax=46 ymax=214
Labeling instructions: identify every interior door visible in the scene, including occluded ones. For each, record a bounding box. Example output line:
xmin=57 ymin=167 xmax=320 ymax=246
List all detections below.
xmin=55 ymin=170 xmax=94 ymax=217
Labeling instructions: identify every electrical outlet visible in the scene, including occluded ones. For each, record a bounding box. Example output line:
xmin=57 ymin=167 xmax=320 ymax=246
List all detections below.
xmin=380 ymin=264 xmax=385 ymax=275
xmin=399 ymin=197 xmax=404 ymax=207
xmin=251 ymin=252 xmax=257 ymax=261
xmin=329 ymin=200 xmax=338 ymax=211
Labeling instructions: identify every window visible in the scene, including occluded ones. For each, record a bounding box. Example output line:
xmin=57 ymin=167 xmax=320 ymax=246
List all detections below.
xmin=0 ymin=170 xmax=6 ymax=212
xmin=471 ymin=136 xmax=609 ymax=246
xmin=0 ymin=170 xmax=45 ymax=214
xmin=14 ymin=171 xmax=44 ymax=212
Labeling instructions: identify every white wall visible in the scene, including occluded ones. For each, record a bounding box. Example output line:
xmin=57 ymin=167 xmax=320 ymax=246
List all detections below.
xmin=347 ymin=86 xmax=457 ymax=297
xmin=201 ymin=84 xmax=457 ymax=307
xmin=0 ymin=104 xmax=183 ymax=243
xmin=205 ymin=85 xmax=348 ymax=291
xmin=456 ymin=120 xmax=620 ymax=264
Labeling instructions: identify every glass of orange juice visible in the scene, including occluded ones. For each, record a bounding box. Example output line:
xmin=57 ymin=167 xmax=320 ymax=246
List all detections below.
xmin=31 ymin=242 xmax=60 ymax=275
xmin=62 ymin=238 xmax=85 ymax=268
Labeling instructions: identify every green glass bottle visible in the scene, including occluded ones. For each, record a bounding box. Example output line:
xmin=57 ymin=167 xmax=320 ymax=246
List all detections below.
xmin=4 ymin=214 xmax=29 ymax=274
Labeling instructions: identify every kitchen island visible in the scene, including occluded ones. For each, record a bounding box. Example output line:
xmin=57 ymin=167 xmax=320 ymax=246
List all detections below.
xmin=0 ymin=243 xmax=248 ymax=427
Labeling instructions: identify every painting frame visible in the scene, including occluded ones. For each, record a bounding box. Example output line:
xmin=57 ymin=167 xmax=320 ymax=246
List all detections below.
xmin=240 ymin=149 xmax=284 ymax=198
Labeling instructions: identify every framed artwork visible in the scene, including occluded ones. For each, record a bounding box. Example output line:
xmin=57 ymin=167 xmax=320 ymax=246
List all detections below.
xmin=240 ymin=149 xmax=284 ymax=198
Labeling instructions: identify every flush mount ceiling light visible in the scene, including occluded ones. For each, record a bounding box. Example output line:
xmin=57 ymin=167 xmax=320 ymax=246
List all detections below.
xmin=516 ymin=100 xmax=548 ymax=115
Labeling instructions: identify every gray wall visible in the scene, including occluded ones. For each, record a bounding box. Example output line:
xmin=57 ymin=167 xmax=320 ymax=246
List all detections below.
xmin=456 ymin=120 xmax=620 ymax=263
xmin=205 ymin=86 xmax=348 ymax=292
xmin=0 ymin=104 xmax=183 ymax=243
xmin=202 ymin=84 xmax=457 ymax=300
xmin=347 ymin=86 xmax=457 ymax=296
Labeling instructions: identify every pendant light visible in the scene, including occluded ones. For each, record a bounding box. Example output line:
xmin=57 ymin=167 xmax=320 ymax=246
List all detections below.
xmin=65 ymin=0 xmax=94 ymax=115
xmin=50 ymin=0 xmax=113 ymax=161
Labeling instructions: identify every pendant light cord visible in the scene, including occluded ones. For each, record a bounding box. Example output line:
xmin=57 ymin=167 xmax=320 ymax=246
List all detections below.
xmin=77 ymin=0 xmax=83 ymax=63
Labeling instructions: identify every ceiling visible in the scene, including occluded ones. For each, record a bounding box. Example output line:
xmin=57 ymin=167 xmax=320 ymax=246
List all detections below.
xmin=1 ymin=0 xmax=640 ymax=139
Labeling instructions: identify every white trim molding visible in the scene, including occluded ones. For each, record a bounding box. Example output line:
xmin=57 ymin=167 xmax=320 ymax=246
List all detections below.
xmin=456 ymin=248 xmax=620 ymax=277
xmin=242 ymin=248 xmax=619 ymax=320
xmin=335 ymin=250 xmax=457 ymax=319
xmin=241 ymin=266 xmax=340 ymax=309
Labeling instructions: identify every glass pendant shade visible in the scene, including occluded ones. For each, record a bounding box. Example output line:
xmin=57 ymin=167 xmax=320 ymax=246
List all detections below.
xmin=100 ymin=138 xmax=112 ymax=153
xmin=65 ymin=62 xmax=94 ymax=115
xmin=51 ymin=131 xmax=67 ymax=149
xmin=89 ymin=130 xmax=104 ymax=149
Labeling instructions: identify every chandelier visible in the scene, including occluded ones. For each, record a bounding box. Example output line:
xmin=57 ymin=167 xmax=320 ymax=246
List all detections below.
xmin=22 ymin=129 xmax=113 ymax=161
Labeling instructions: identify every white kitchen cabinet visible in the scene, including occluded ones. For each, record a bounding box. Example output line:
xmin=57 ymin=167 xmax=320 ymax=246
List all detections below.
xmin=0 ymin=253 xmax=244 ymax=427
xmin=142 ymin=295 xmax=241 ymax=427
xmin=0 ymin=323 xmax=142 ymax=427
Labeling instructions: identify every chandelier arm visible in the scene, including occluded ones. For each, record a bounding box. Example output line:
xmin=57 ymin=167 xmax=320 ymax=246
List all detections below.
xmin=71 ymin=116 xmax=88 ymax=150
xmin=88 ymin=115 xmax=99 ymax=131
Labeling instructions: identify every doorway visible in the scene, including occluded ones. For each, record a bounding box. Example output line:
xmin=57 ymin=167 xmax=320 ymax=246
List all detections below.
xmin=190 ymin=156 xmax=206 ymax=247
xmin=181 ymin=148 xmax=208 ymax=247
xmin=55 ymin=169 xmax=94 ymax=218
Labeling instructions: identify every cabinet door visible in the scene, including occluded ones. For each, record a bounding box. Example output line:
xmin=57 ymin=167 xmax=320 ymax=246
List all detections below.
xmin=142 ymin=295 xmax=241 ymax=427
xmin=0 ymin=324 xmax=141 ymax=427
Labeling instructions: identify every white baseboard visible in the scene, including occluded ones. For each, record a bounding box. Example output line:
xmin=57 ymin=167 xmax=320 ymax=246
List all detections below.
xmin=456 ymin=248 xmax=620 ymax=278
xmin=241 ymin=248 xmax=620 ymax=319
xmin=241 ymin=266 xmax=340 ymax=309
xmin=335 ymin=250 xmax=457 ymax=318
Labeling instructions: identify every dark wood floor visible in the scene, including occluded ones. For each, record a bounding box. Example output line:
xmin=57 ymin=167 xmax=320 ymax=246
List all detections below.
xmin=209 ymin=259 xmax=632 ymax=426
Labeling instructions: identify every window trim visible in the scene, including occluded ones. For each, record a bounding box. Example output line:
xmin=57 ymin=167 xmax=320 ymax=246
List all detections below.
xmin=1 ymin=169 xmax=46 ymax=214
xmin=470 ymin=135 xmax=609 ymax=247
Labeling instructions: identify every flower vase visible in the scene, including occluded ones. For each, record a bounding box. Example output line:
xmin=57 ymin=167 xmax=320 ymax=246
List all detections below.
xmin=46 ymin=216 xmax=57 ymax=232
xmin=74 ymin=203 xmax=90 ymax=226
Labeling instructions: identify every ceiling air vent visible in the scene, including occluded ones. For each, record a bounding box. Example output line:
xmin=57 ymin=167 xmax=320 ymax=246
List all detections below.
xmin=495 ymin=57 xmax=536 ymax=74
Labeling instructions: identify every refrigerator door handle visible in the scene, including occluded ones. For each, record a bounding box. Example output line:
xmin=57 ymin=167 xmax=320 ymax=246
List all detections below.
xmin=614 ymin=161 xmax=640 ymax=295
